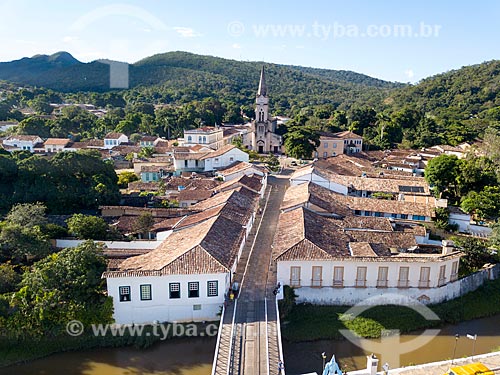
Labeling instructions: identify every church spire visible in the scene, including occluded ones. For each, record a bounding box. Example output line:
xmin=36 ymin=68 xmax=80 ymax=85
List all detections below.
xmin=257 ymin=65 xmax=267 ymax=97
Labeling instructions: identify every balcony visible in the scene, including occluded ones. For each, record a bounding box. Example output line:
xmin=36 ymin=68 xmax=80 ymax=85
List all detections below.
xmin=290 ymin=279 xmax=301 ymax=288
xmin=419 ymin=280 xmax=430 ymax=288
xmin=333 ymin=280 xmax=344 ymax=288
xmin=355 ymin=279 xmax=366 ymax=288
xmin=450 ymin=273 xmax=458 ymax=282
xmin=398 ymin=280 xmax=409 ymax=288
xmin=311 ymin=279 xmax=322 ymax=288
xmin=438 ymin=278 xmax=447 ymax=287
xmin=376 ymin=280 xmax=388 ymax=288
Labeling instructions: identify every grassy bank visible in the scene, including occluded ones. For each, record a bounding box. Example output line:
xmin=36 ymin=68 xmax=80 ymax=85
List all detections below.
xmin=0 ymin=321 xmax=217 ymax=368
xmin=280 ymin=277 xmax=500 ymax=342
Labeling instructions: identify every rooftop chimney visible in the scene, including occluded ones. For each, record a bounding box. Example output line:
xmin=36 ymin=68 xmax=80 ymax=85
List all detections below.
xmin=442 ymin=240 xmax=455 ymax=255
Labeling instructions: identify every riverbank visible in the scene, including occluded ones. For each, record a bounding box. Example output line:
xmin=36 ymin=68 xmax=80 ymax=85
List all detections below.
xmin=280 ymin=277 xmax=500 ymax=342
xmin=0 ymin=321 xmax=218 ymax=368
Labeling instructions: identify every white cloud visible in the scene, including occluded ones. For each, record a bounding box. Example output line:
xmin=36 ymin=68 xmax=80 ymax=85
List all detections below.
xmin=405 ymin=69 xmax=415 ymax=79
xmin=173 ymin=27 xmax=202 ymax=38
xmin=295 ymin=45 xmax=305 ymax=49
xmin=232 ymin=43 xmax=241 ymax=49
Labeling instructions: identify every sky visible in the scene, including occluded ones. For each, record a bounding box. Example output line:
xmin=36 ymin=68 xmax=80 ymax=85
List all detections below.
xmin=1 ymin=0 xmax=499 ymax=83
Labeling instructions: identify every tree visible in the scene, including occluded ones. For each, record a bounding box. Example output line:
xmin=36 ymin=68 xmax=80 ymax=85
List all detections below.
xmin=0 ymin=263 xmax=21 ymax=294
xmin=454 ymin=237 xmax=497 ymax=275
xmin=8 ymin=241 xmax=112 ymax=336
xmin=6 ymin=202 xmax=47 ymax=228
xmin=132 ymin=212 xmax=155 ymax=238
xmin=460 ymin=186 xmax=500 ymax=220
xmin=424 ymin=154 xmax=460 ymax=197
xmin=0 ymin=203 xmax=51 ymax=263
xmin=284 ymin=125 xmax=320 ymax=159
xmin=491 ymin=223 xmax=500 ymax=250
xmin=117 ymin=171 xmax=139 ymax=188
xmin=66 ymin=214 xmax=109 ymax=240
xmin=456 ymin=157 xmax=498 ymax=197
xmin=0 ymin=224 xmax=52 ymax=263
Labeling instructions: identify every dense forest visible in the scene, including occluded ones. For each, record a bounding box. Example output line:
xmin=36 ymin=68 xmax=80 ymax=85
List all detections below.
xmin=1 ymin=51 xmax=500 ymax=150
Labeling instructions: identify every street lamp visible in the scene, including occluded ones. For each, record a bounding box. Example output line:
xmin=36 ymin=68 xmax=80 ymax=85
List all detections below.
xmin=322 ymin=352 xmax=327 ymax=371
xmin=452 ymin=334 xmax=460 ymax=364
xmin=466 ymin=334 xmax=477 ymax=361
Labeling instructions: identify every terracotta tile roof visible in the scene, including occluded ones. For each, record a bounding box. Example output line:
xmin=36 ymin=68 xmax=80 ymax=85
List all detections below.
xmin=272 ymin=208 xmax=351 ymax=262
xmin=44 ymin=138 xmax=70 ymax=145
xmin=140 ymin=165 xmax=164 ymax=173
xmin=105 ymin=214 xmax=246 ymax=277
xmin=328 ymin=174 xmax=430 ymax=195
xmin=343 ymin=196 xmax=436 ymax=218
xmin=345 ymin=230 xmax=416 ymax=249
xmin=216 ymin=174 xmax=263 ymax=193
xmin=333 ymin=130 xmax=363 ymax=139
xmin=140 ymin=136 xmax=159 ymax=142
xmin=337 ymin=215 xmax=394 ymax=231
xmin=273 ymin=207 xmax=423 ymax=262
xmin=350 ymin=242 xmax=378 ymax=257
xmin=4 ymin=135 xmax=41 ymax=142
xmin=65 ymin=141 xmax=88 ymax=149
xmin=178 ymin=189 xmax=213 ymax=202
xmin=127 ymin=181 xmax=161 ymax=191
xmin=217 ymin=161 xmax=267 ymax=176
xmin=105 ymin=132 xmax=126 ymax=139
xmin=86 ymin=139 xmax=105 ymax=147
xmin=111 ymin=215 xmax=165 ymax=233
xmin=200 ymin=144 xmax=237 ymax=160
xmin=173 ymin=151 xmax=208 ymax=160
xmin=281 ymin=182 xmax=351 ymax=216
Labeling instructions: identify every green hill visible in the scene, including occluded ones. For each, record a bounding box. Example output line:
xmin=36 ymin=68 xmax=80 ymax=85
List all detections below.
xmin=0 ymin=51 xmax=400 ymax=110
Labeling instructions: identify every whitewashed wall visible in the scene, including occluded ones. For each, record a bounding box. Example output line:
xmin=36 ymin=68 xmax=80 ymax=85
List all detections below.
xmin=276 ymin=257 xmax=461 ymax=304
xmin=107 ymin=273 xmax=228 ymax=324
xmin=277 ymin=263 xmax=499 ymax=305
xmin=204 ymin=148 xmax=249 ymax=172
xmin=56 ymin=239 xmax=161 ymax=250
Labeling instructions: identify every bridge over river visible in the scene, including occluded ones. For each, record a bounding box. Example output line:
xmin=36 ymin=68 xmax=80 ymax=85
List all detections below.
xmin=212 ymin=174 xmax=288 ymax=375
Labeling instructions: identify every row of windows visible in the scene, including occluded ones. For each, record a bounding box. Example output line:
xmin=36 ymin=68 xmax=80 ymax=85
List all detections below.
xmin=289 ymin=263 xmax=458 ymax=288
xmin=105 ymin=139 xmax=119 ymax=145
xmin=344 ymin=140 xmax=362 ymax=145
xmin=323 ymin=142 xmax=338 ymax=148
xmin=118 ymin=281 xmax=218 ymax=302
xmin=353 ymin=210 xmax=426 ymax=221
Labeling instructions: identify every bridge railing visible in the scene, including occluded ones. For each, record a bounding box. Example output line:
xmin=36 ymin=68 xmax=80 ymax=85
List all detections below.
xmin=276 ymin=297 xmax=286 ymax=375
xmin=210 ymin=303 xmax=225 ymax=375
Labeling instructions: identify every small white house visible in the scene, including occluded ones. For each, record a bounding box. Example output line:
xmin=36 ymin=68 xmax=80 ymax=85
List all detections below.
xmin=173 ymin=144 xmax=249 ymax=175
xmin=44 ymin=138 xmax=71 ymax=153
xmin=201 ymin=144 xmax=249 ymax=172
xmin=183 ymin=126 xmax=224 ymax=150
xmin=104 ymin=132 xmax=129 ymax=149
xmin=2 ymin=135 xmax=43 ymax=152
xmin=104 ymin=189 xmax=258 ymax=324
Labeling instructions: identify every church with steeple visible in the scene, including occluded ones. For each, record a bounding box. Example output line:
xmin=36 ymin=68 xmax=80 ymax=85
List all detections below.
xmin=246 ymin=66 xmax=282 ymax=154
